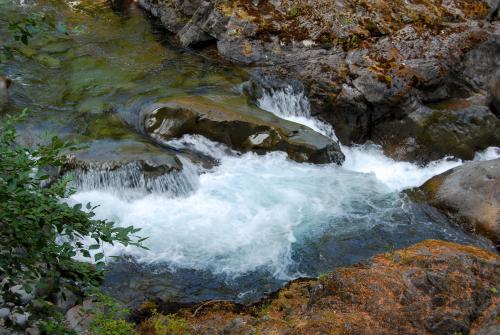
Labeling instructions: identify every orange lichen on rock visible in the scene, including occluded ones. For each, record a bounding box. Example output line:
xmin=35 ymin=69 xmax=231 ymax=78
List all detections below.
xmin=137 ymin=240 xmax=500 ymax=335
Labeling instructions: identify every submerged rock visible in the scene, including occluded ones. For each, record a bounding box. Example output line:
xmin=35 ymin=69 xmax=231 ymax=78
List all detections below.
xmin=136 ymin=240 xmax=500 ymax=335
xmin=413 ymin=159 xmax=500 ymax=247
xmin=141 ymin=96 xmax=344 ymax=164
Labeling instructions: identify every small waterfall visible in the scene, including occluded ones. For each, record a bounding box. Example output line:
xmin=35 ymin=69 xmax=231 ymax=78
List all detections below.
xmin=255 ymin=81 xmax=500 ymax=190
xmin=68 ymin=159 xmax=199 ymax=198
xmin=256 ymin=84 xmax=339 ymax=141
xmin=257 ymin=85 xmax=311 ymax=118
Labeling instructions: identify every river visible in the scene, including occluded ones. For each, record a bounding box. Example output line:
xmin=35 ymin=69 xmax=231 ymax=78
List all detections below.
xmin=1 ymin=0 xmax=498 ymax=306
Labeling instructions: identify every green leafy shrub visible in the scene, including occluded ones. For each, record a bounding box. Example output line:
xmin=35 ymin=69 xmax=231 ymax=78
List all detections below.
xmin=0 ymin=110 xmax=144 ymax=331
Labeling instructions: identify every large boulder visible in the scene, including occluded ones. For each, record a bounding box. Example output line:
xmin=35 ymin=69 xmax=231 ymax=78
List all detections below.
xmin=140 ymin=96 xmax=345 ymax=164
xmin=413 ymin=159 xmax=500 ymax=246
xmin=376 ymin=96 xmax=500 ymax=162
xmin=137 ymin=240 xmax=500 ymax=335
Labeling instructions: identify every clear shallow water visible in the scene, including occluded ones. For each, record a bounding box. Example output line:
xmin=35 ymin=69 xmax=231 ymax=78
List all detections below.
xmin=2 ymin=0 xmax=498 ymax=306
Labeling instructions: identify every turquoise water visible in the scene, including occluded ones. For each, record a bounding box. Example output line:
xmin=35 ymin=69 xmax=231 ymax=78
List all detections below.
xmin=1 ymin=0 xmax=495 ymax=306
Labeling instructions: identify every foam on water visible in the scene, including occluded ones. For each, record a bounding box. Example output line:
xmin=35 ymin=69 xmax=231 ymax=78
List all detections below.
xmin=70 ymin=149 xmax=404 ymax=278
xmin=69 ymin=85 xmax=499 ymax=280
xmin=257 ymin=85 xmax=500 ymax=191
xmin=70 ymin=160 xmax=199 ymax=198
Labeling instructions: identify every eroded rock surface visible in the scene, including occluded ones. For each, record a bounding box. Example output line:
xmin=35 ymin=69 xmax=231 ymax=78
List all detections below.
xmin=138 ymin=0 xmax=500 ymax=162
xmin=141 ymin=96 xmax=345 ymax=164
xmin=414 ymin=158 xmax=500 ymax=247
xmin=136 ymin=240 xmax=500 ymax=335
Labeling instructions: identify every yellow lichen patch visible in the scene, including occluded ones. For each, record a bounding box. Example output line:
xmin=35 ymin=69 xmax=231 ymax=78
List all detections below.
xmin=243 ymin=41 xmax=253 ymax=56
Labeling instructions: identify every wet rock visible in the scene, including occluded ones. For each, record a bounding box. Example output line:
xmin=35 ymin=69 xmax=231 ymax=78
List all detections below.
xmin=139 ymin=0 xmax=500 ymax=161
xmin=65 ymin=139 xmax=182 ymax=175
xmin=377 ymin=98 xmax=500 ymax=162
xmin=63 ymin=140 xmax=198 ymax=195
xmin=137 ymin=240 xmax=500 ymax=335
xmin=141 ymin=96 xmax=344 ymax=164
xmin=414 ymin=159 xmax=500 ymax=246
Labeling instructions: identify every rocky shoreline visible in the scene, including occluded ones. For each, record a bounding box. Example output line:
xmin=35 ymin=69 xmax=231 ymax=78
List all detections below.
xmin=132 ymin=240 xmax=500 ymax=334
xmin=138 ymin=0 xmax=500 ymax=163
xmin=1 ymin=1 xmax=500 ymax=334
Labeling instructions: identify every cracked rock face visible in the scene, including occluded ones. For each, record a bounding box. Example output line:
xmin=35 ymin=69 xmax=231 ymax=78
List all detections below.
xmin=138 ymin=0 xmax=500 ymax=162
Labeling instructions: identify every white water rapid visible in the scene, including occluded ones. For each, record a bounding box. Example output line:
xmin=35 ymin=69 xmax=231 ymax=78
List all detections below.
xmin=70 ymin=86 xmax=499 ymax=281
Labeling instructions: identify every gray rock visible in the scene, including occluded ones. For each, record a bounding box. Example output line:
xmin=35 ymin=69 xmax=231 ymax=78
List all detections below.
xmin=55 ymin=287 xmax=79 ymax=313
xmin=9 ymin=312 xmax=30 ymax=327
xmin=476 ymin=304 xmax=500 ymax=335
xmin=25 ymin=328 xmax=40 ymax=335
xmin=487 ymin=76 xmax=500 ymax=117
xmin=9 ymin=285 xmax=34 ymax=305
xmin=141 ymin=96 xmax=345 ymax=164
xmin=0 ymin=309 xmax=9 ymax=319
xmin=65 ymin=299 xmax=97 ymax=334
xmin=138 ymin=0 xmax=500 ymax=162
xmin=415 ymin=158 xmax=500 ymax=247
xmin=375 ymin=100 xmax=500 ymax=162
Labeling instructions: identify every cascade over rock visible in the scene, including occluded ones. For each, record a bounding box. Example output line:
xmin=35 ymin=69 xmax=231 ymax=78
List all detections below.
xmin=138 ymin=0 xmax=500 ymax=162
xmin=141 ymin=96 xmax=345 ymax=164
xmin=64 ymin=140 xmax=197 ymax=195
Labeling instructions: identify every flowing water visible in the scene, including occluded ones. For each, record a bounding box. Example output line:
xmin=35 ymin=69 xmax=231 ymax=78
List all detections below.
xmin=2 ymin=0 xmax=498 ymax=306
